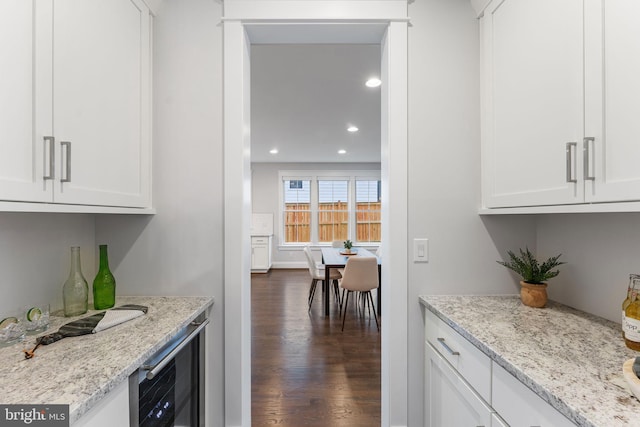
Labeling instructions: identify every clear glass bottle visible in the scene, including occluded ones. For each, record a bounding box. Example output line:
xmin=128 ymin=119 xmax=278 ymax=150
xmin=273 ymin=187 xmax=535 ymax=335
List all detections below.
xmin=63 ymin=246 xmax=89 ymax=317
xmin=93 ymin=245 xmax=116 ymax=310
xmin=625 ymin=275 xmax=640 ymax=351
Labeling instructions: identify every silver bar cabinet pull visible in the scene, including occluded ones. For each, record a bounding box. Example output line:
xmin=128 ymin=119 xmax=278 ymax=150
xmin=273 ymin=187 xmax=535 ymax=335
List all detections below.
xmin=43 ymin=136 xmax=55 ymax=180
xmin=143 ymin=319 xmax=209 ymax=380
xmin=61 ymin=141 xmax=71 ymax=183
xmin=437 ymin=337 xmax=460 ymax=356
xmin=584 ymin=137 xmax=595 ymax=181
xmin=565 ymin=142 xmax=577 ymax=183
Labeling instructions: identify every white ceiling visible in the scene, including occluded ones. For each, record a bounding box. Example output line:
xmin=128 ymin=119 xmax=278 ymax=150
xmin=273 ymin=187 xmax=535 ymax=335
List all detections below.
xmin=250 ymin=44 xmax=382 ymax=163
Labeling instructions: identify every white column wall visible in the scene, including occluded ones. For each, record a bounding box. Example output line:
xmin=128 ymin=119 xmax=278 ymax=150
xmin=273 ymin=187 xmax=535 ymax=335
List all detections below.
xmin=406 ymin=0 xmax=537 ymax=425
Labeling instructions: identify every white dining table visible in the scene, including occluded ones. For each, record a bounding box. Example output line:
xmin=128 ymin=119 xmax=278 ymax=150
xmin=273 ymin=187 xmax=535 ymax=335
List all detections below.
xmin=320 ymin=247 xmax=381 ymax=317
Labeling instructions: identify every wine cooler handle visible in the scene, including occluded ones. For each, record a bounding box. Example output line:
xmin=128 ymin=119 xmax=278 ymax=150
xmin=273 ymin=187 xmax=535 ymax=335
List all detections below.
xmin=43 ymin=136 xmax=55 ymax=180
xmin=61 ymin=141 xmax=71 ymax=183
xmin=143 ymin=319 xmax=209 ymax=380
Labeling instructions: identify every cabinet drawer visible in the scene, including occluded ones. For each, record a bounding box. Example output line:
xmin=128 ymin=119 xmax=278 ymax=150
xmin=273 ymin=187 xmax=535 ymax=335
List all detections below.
xmin=251 ymin=237 xmax=268 ymax=245
xmin=425 ymin=309 xmax=491 ymax=403
xmin=492 ymin=362 xmax=574 ymax=427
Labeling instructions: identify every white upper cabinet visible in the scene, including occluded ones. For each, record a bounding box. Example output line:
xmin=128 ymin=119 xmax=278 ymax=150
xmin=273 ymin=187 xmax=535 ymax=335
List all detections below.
xmin=0 ymin=0 xmax=151 ymax=210
xmin=584 ymin=0 xmax=640 ymax=203
xmin=0 ymin=0 xmax=51 ymax=203
xmin=481 ymin=0 xmax=584 ymax=208
xmin=482 ymin=0 xmax=640 ymax=210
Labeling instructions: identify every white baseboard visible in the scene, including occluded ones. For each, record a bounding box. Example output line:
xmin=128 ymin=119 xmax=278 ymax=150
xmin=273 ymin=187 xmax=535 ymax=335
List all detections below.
xmin=271 ymin=261 xmax=306 ymax=269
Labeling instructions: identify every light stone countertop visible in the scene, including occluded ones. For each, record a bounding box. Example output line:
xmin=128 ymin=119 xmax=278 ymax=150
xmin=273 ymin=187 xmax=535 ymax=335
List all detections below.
xmin=419 ymin=295 xmax=640 ymax=427
xmin=0 ymin=295 xmax=214 ymax=424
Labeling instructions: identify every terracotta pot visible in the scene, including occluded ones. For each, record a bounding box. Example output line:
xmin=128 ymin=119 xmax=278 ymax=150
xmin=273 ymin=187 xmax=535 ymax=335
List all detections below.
xmin=520 ymin=281 xmax=548 ymax=308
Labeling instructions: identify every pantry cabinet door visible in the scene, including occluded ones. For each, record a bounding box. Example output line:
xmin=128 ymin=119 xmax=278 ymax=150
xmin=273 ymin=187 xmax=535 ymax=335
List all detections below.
xmin=52 ymin=0 xmax=151 ymax=208
xmin=481 ymin=0 xmax=584 ymax=208
xmin=584 ymin=0 xmax=640 ymax=202
xmin=0 ymin=0 xmax=52 ymax=203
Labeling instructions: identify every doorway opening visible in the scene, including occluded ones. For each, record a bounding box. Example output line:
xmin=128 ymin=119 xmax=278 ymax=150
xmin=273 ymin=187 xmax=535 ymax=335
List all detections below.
xmin=250 ymin=42 xmax=382 ymax=425
xmin=223 ymin=17 xmax=409 ymax=426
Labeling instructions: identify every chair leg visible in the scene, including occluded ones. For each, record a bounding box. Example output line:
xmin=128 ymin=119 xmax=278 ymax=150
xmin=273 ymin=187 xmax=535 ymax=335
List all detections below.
xmin=341 ymin=291 xmax=351 ymax=332
xmin=308 ymin=279 xmax=318 ymax=310
xmin=332 ymin=279 xmax=340 ymax=304
xmin=367 ymin=291 xmax=380 ymax=331
xmin=339 ymin=288 xmax=346 ymax=315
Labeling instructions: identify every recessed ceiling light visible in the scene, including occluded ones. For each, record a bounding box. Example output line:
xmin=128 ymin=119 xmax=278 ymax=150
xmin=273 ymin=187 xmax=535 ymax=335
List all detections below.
xmin=269 ymin=148 xmax=278 ymax=154
xmin=338 ymin=149 xmax=347 ymax=154
xmin=347 ymin=126 xmax=359 ymax=133
xmin=365 ymin=78 xmax=382 ymax=88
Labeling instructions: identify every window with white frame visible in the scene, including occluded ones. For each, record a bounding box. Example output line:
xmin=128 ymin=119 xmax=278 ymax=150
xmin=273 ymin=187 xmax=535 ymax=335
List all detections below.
xmin=280 ymin=171 xmax=381 ymax=245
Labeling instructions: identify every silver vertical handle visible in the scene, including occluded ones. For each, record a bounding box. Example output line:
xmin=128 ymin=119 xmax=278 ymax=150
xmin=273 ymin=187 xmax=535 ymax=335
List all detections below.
xmin=43 ymin=136 xmax=55 ymax=180
xmin=61 ymin=141 xmax=71 ymax=183
xmin=565 ymin=142 xmax=577 ymax=183
xmin=584 ymin=137 xmax=595 ymax=181
xmin=437 ymin=337 xmax=460 ymax=356
xmin=142 ymin=319 xmax=209 ymax=380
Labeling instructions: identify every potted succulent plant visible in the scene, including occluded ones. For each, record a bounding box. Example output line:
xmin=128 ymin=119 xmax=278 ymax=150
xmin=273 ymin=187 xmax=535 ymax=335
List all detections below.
xmin=497 ymin=247 xmax=565 ymax=308
xmin=343 ymin=239 xmax=353 ymax=254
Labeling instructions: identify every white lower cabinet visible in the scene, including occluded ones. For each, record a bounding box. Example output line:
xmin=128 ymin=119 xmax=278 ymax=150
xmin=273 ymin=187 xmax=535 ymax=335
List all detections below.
xmin=425 ymin=310 xmax=577 ymax=427
xmin=251 ymin=235 xmax=272 ymax=272
xmin=425 ymin=342 xmax=493 ymax=427
xmin=491 ymin=413 xmax=509 ymax=427
xmin=492 ymin=363 xmax=574 ymax=427
xmin=72 ymin=380 xmax=129 ymax=427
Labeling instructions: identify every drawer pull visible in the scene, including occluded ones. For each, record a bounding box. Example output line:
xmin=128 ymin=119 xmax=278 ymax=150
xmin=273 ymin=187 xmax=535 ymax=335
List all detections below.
xmin=437 ymin=337 xmax=460 ymax=356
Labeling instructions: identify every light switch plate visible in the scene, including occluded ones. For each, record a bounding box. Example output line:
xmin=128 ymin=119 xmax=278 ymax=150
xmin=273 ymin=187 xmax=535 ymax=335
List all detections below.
xmin=413 ymin=238 xmax=428 ymax=263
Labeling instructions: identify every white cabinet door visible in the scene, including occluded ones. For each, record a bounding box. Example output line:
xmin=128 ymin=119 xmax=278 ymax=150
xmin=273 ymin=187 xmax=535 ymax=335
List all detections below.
xmin=492 ymin=363 xmax=575 ymax=427
xmin=72 ymin=380 xmax=129 ymax=427
xmin=251 ymin=236 xmax=271 ymax=271
xmin=424 ymin=342 xmax=492 ymax=427
xmin=491 ymin=413 xmax=508 ymax=427
xmin=584 ymin=0 xmax=640 ymax=202
xmin=0 ymin=0 xmax=52 ymax=202
xmin=481 ymin=0 xmax=584 ymax=208
xmin=52 ymin=0 xmax=151 ymax=207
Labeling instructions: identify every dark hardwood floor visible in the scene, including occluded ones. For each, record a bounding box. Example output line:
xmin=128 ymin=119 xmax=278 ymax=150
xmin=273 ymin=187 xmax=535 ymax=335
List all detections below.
xmin=251 ymin=269 xmax=381 ymax=426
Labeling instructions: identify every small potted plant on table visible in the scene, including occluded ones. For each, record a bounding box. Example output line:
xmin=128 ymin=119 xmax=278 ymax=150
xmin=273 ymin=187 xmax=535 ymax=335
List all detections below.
xmin=497 ymin=247 xmax=565 ymax=308
xmin=343 ymin=240 xmax=353 ymax=254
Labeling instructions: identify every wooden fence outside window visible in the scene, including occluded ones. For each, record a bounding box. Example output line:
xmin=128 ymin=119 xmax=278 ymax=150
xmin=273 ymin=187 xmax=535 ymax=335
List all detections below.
xmin=284 ymin=202 xmax=381 ymax=243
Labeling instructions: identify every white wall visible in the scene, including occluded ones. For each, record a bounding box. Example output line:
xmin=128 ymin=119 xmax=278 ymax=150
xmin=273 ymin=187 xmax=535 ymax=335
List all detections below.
xmin=537 ymin=213 xmax=640 ymax=323
xmin=251 ymin=161 xmax=381 ymax=267
xmin=406 ymin=0 xmax=537 ymax=424
xmin=0 ymin=213 xmax=95 ymax=314
xmin=94 ymin=0 xmax=225 ymax=425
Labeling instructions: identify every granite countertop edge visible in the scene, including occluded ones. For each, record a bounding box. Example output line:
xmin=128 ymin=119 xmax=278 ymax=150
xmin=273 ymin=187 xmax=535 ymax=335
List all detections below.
xmin=418 ymin=295 xmax=630 ymax=427
xmin=0 ymin=295 xmax=214 ymax=424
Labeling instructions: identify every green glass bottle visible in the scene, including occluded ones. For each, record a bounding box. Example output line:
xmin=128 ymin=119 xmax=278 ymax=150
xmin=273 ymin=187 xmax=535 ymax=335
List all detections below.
xmin=93 ymin=245 xmax=116 ymax=310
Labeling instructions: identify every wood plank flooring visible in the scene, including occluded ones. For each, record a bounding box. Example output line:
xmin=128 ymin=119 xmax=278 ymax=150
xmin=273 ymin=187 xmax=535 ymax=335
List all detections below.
xmin=251 ymin=269 xmax=381 ymax=426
